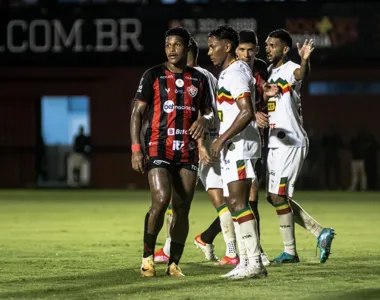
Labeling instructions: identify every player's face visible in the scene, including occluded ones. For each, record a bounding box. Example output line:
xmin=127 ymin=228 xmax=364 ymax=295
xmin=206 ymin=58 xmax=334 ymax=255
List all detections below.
xmin=207 ymin=36 xmax=228 ymax=66
xmin=236 ymin=42 xmax=259 ymax=65
xmin=165 ymin=35 xmax=188 ymax=65
xmin=265 ymin=37 xmax=287 ymax=65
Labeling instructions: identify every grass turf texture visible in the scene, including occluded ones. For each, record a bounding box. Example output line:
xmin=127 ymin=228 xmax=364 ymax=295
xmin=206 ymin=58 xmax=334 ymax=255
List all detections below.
xmin=1 ymin=190 xmax=380 ymax=300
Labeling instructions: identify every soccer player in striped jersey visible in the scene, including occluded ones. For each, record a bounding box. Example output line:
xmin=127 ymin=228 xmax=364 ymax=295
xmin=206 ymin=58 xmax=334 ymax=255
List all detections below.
xmin=154 ymin=37 xmax=238 ymax=266
xmin=131 ymin=27 xmax=214 ymax=277
xmin=265 ymin=29 xmax=335 ymax=264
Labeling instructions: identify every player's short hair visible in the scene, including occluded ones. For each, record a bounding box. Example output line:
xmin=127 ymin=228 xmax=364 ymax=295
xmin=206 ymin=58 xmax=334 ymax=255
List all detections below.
xmin=189 ymin=37 xmax=199 ymax=61
xmin=165 ymin=27 xmax=191 ymax=47
xmin=208 ymin=25 xmax=239 ymax=52
xmin=268 ymin=29 xmax=292 ymax=49
xmin=239 ymin=30 xmax=258 ymax=46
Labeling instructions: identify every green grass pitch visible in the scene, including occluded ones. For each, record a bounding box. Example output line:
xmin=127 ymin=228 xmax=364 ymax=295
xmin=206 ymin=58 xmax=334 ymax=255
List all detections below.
xmin=1 ymin=190 xmax=380 ymax=300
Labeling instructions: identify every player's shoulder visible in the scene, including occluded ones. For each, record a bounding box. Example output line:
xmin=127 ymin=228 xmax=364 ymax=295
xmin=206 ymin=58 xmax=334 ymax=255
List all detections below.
xmin=142 ymin=63 xmax=166 ymax=78
xmin=285 ymin=60 xmax=301 ymax=70
xmin=226 ymin=60 xmax=251 ymax=77
xmin=194 ymin=66 xmax=217 ymax=81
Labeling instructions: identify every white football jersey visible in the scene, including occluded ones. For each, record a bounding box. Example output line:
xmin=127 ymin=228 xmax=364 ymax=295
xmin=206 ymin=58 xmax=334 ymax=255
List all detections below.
xmin=195 ymin=66 xmax=219 ymax=144
xmin=267 ymin=61 xmax=308 ymax=148
xmin=217 ymin=60 xmax=261 ymax=160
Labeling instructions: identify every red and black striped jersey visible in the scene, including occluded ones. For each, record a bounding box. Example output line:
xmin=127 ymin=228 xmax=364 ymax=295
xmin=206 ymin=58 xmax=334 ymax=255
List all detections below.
xmin=134 ymin=63 xmax=212 ymax=163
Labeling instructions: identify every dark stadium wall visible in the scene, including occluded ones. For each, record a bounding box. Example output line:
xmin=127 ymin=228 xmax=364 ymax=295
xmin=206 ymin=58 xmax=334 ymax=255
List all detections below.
xmin=0 ymin=67 xmax=379 ymax=189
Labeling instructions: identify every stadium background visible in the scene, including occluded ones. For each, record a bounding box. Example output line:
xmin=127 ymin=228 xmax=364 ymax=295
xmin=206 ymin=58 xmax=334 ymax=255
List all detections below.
xmin=0 ymin=0 xmax=379 ymax=190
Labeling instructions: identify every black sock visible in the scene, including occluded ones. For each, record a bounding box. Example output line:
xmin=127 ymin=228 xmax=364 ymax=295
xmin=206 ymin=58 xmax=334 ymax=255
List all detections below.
xmin=143 ymin=232 xmax=157 ymax=258
xmin=249 ymin=200 xmax=264 ymax=252
xmin=144 ymin=212 xmax=149 ymax=235
xmin=201 ymin=216 xmax=222 ymax=244
xmin=169 ymin=241 xmax=185 ymax=265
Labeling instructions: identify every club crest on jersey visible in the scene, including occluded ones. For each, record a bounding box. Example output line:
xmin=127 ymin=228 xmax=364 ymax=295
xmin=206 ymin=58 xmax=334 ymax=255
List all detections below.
xmin=176 ymin=79 xmax=184 ymax=88
xmin=187 ymin=85 xmax=198 ymax=97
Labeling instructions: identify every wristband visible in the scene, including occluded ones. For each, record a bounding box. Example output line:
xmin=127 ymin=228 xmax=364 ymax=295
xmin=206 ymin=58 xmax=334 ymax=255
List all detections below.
xmin=131 ymin=144 xmax=141 ymax=152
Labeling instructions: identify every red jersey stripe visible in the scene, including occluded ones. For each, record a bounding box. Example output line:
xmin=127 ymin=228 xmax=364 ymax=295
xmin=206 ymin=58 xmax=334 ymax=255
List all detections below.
xmin=165 ymin=70 xmax=176 ymax=160
xmin=150 ymin=78 xmax=161 ymax=157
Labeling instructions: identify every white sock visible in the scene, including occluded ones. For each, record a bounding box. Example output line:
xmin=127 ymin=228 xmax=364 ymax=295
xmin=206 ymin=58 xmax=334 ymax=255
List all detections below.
xmin=233 ymin=219 xmax=247 ymax=264
xmin=275 ymin=200 xmax=296 ymax=255
xmin=217 ymin=204 xmax=237 ymax=257
xmin=289 ymin=198 xmax=323 ymax=238
xmin=234 ymin=207 xmax=261 ymax=268
xmin=163 ymin=204 xmax=173 ymax=256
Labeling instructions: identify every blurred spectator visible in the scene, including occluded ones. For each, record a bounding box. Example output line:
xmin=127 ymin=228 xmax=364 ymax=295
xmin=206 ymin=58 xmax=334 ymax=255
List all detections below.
xmin=321 ymin=123 xmax=343 ymax=190
xmin=349 ymin=128 xmax=378 ymax=191
xmin=67 ymin=125 xmax=91 ymax=187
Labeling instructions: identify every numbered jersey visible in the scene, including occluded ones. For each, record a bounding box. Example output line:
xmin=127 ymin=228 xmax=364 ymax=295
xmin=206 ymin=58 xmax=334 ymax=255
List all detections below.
xmin=216 ymin=60 xmax=261 ymax=160
xmin=267 ymin=61 xmax=307 ymax=148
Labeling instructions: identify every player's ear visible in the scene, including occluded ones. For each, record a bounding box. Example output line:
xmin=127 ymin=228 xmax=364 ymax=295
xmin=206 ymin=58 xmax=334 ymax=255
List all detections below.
xmin=225 ymin=41 xmax=232 ymax=54
xmin=283 ymin=46 xmax=290 ymax=55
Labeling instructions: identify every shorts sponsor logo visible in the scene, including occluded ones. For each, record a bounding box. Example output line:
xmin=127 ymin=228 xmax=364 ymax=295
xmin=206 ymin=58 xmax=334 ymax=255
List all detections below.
xmin=173 ymin=140 xmax=184 ymax=150
xmin=191 ymin=164 xmax=198 ymax=171
xmin=187 ymin=85 xmax=198 ymax=97
xmin=153 ymin=160 xmax=170 ymax=165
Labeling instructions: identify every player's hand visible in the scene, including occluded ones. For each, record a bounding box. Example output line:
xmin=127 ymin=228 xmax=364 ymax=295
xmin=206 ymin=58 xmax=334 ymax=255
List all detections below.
xmin=189 ymin=117 xmax=207 ymax=140
xmin=256 ymin=111 xmax=269 ymax=128
xmin=199 ymin=146 xmax=212 ymax=167
xmin=131 ymin=151 xmax=145 ymax=174
xmin=297 ymin=39 xmax=314 ymax=61
xmin=210 ymin=138 xmax=224 ymax=159
xmin=263 ymin=83 xmax=281 ymax=98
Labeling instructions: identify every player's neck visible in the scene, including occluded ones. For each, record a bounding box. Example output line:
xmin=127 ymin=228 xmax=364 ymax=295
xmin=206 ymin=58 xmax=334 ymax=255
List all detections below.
xmin=273 ymin=57 xmax=288 ymax=69
xmin=166 ymin=61 xmax=187 ymax=73
xmin=222 ymin=55 xmax=236 ymax=70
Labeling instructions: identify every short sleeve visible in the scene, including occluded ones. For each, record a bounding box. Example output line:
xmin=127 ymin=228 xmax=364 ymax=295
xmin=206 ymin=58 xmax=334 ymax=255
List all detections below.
xmin=289 ymin=62 xmax=301 ymax=85
xmin=229 ymin=70 xmax=255 ymax=101
xmin=134 ymin=69 xmax=154 ymax=105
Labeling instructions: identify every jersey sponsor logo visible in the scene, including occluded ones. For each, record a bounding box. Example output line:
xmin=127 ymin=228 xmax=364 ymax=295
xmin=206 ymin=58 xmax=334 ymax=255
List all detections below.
xmin=165 ymin=88 xmax=171 ymax=93
xmin=187 ymin=85 xmax=198 ymax=97
xmin=163 ymin=100 xmax=195 ymax=113
xmin=163 ymin=100 xmax=175 ymax=113
xmin=185 ymin=76 xmax=198 ymax=81
xmin=153 ymin=160 xmax=170 ymax=166
xmin=175 ymin=79 xmax=184 ymax=87
xmin=160 ymin=75 xmax=174 ymax=79
xmin=173 ymin=140 xmax=184 ymax=150
xmin=167 ymin=128 xmax=189 ymax=136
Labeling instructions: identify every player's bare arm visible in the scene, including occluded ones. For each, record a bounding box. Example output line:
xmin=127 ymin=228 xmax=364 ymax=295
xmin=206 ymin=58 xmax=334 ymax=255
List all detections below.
xmin=294 ymin=39 xmax=314 ymax=81
xmin=189 ymin=109 xmax=213 ymax=140
xmin=210 ymin=96 xmax=254 ymax=158
xmin=198 ymin=136 xmax=212 ymax=167
xmin=130 ymin=100 xmax=148 ymax=173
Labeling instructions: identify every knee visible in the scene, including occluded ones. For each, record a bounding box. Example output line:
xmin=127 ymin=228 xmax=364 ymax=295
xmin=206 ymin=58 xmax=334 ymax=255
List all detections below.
xmin=227 ymin=197 xmax=245 ymax=213
xmin=150 ymin=191 xmax=171 ymax=216
xmin=172 ymin=200 xmax=191 ymax=217
xmin=267 ymin=193 xmax=286 ymax=206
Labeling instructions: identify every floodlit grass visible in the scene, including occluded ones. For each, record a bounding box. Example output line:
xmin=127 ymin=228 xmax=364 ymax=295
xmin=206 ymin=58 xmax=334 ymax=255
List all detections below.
xmin=1 ymin=190 xmax=380 ymax=300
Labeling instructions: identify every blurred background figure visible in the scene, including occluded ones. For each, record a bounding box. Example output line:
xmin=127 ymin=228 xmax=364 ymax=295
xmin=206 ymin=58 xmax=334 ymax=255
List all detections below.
xmin=67 ymin=125 xmax=91 ymax=187
xmin=321 ymin=124 xmax=343 ymax=190
xmin=349 ymin=127 xmax=378 ymax=191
